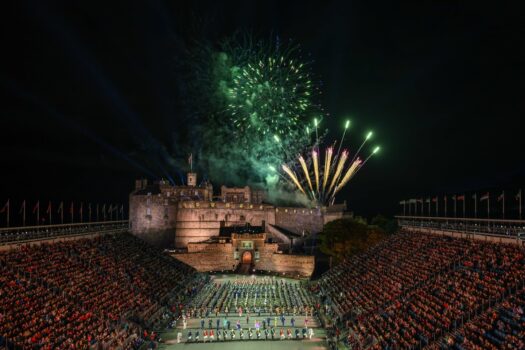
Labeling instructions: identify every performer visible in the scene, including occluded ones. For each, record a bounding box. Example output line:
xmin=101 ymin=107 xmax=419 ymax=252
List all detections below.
xmin=279 ymin=328 xmax=285 ymax=340
xmin=203 ymin=330 xmax=208 ymax=343
xmin=210 ymin=329 xmax=215 ymax=342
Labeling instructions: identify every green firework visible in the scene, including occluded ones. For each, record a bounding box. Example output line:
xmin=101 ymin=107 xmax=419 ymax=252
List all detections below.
xmin=225 ymin=54 xmax=315 ymax=137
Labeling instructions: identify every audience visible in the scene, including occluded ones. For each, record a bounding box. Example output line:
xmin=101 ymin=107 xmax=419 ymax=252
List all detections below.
xmin=315 ymin=230 xmax=525 ymax=349
xmin=0 ymin=233 xmax=196 ymax=349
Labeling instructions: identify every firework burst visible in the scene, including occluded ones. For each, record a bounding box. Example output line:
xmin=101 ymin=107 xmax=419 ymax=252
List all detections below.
xmin=278 ymin=119 xmax=380 ymax=206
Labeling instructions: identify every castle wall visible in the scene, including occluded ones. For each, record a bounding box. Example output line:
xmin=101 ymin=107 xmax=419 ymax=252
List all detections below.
xmin=173 ymin=242 xmax=237 ymax=272
xmin=274 ymin=207 xmax=324 ymax=235
xmin=270 ymin=254 xmax=315 ymax=277
xmin=129 ymin=194 xmax=178 ymax=247
xmin=174 ymin=202 xmax=276 ymax=248
xmin=130 ymin=185 xmax=345 ymax=249
xmin=173 ymin=239 xmax=315 ymax=277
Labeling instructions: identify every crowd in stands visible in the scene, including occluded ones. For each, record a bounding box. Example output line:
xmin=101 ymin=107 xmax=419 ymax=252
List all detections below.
xmin=314 ymin=230 xmax=525 ymax=349
xmin=438 ymin=287 xmax=525 ymax=349
xmin=0 ymin=233 xmax=197 ymax=349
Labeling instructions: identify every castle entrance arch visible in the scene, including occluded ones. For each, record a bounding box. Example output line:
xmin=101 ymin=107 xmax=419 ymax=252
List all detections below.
xmin=241 ymin=250 xmax=252 ymax=264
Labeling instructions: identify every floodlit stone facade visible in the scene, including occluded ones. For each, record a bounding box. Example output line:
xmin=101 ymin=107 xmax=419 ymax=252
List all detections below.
xmin=129 ymin=173 xmax=349 ymax=249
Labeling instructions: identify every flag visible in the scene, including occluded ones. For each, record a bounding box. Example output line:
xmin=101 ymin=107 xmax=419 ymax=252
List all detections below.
xmin=32 ymin=201 xmax=39 ymax=214
xmin=399 ymin=200 xmax=405 ymax=205
xmin=457 ymin=195 xmax=465 ymax=201
xmin=432 ymin=197 xmax=438 ymax=203
xmin=452 ymin=195 xmax=456 ymax=201
xmin=480 ymin=192 xmax=489 ymax=201
xmin=425 ymin=198 xmax=430 ymax=203
xmin=57 ymin=202 xmax=63 ymax=214
xmin=120 ymin=204 xmax=124 ymax=216
xmin=188 ymin=153 xmax=192 ymax=165
xmin=46 ymin=201 xmax=52 ymax=214
xmin=70 ymin=202 xmax=74 ymax=214
xmin=409 ymin=199 xmax=417 ymax=204
xmin=472 ymin=193 xmax=477 ymax=200
xmin=417 ymin=198 xmax=423 ymax=203
xmin=498 ymin=191 xmax=504 ymax=202
xmin=0 ymin=199 xmax=8 ymax=213
xmin=516 ymin=190 xmax=522 ymax=200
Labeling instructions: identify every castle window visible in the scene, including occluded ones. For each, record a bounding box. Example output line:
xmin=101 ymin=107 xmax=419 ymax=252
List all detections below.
xmin=164 ymin=207 xmax=168 ymax=219
xmin=146 ymin=207 xmax=151 ymax=216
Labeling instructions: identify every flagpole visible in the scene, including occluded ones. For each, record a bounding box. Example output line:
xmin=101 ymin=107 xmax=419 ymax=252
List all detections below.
xmin=48 ymin=201 xmax=52 ymax=225
xmin=453 ymin=197 xmax=457 ymax=218
xmin=474 ymin=194 xmax=477 ymax=218
xmin=7 ymin=199 xmax=9 ymax=228
xmin=23 ymin=201 xmax=26 ymax=226
xmin=519 ymin=190 xmax=522 ymax=220
xmin=463 ymin=195 xmax=465 ymax=218
xmin=436 ymin=198 xmax=439 ymax=217
xmin=488 ymin=195 xmax=490 ymax=219
xmin=96 ymin=204 xmax=99 ymax=222
xmin=59 ymin=202 xmax=63 ymax=225
xmin=502 ymin=191 xmax=505 ymax=219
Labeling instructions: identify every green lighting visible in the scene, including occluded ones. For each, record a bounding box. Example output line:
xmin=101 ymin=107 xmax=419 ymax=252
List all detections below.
xmin=345 ymin=120 xmax=350 ymax=129
xmin=373 ymin=146 xmax=380 ymax=154
xmin=314 ymin=118 xmax=318 ymax=127
xmin=268 ymin=165 xmax=276 ymax=171
xmin=273 ymin=134 xmax=280 ymax=143
xmin=366 ymin=131 xmax=373 ymax=140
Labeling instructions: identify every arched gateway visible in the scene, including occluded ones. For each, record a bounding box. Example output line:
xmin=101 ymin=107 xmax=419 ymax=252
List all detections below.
xmin=241 ymin=250 xmax=252 ymax=264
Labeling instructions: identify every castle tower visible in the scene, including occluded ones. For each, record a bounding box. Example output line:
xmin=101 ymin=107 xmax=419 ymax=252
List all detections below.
xmin=187 ymin=172 xmax=197 ymax=187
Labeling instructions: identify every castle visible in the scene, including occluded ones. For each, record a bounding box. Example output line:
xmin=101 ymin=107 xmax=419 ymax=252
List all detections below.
xmin=129 ymin=172 xmax=349 ymax=276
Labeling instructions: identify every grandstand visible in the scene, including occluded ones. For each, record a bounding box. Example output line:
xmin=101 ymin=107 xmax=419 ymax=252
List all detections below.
xmin=1 ymin=216 xmax=524 ymax=349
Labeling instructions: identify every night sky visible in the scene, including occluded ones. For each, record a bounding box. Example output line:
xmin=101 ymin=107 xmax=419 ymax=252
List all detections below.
xmin=1 ymin=1 xmax=524 ymax=220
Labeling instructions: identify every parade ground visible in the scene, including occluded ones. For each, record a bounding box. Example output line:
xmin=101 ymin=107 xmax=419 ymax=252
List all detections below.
xmin=158 ymin=274 xmax=328 ymax=349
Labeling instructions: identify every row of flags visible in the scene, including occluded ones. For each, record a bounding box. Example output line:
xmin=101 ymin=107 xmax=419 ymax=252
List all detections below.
xmin=399 ymin=189 xmax=522 ymax=219
xmin=0 ymin=200 xmax=125 ymax=227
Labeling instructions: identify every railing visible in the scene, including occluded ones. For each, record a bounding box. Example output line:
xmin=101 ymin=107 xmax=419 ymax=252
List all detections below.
xmin=396 ymin=215 xmax=525 ymax=239
xmin=0 ymin=220 xmax=129 ymax=245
